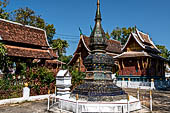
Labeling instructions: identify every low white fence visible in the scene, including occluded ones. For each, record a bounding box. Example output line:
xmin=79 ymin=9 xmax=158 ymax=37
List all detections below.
xmin=0 ymin=86 xmax=54 ymax=105
xmin=47 ymin=95 xmax=141 ymax=113
xmin=115 ymin=80 xmax=170 ymax=90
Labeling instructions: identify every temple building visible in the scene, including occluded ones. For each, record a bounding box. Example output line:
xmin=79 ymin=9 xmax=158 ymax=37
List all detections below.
xmin=0 ymin=18 xmax=64 ymax=73
xmin=68 ymin=17 xmax=166 ymax=82
xmin=114 ymin=29 xmax=166 ymax=81
xmin=68 ymin=35 xmax=122 ymax=72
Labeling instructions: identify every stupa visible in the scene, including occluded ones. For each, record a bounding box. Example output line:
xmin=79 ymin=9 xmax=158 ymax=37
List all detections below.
xmin=54 ymin=1 xmax=141 ymax=112
xmin=71 ymin=0 xmax=126 ymax=101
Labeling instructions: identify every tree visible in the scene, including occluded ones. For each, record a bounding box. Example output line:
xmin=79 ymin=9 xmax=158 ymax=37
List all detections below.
xmin=0 ymin=42 xmax=13 ymax=74
xmin=111 ymin=27 xmax=136 ymax=45
xmin=59 ymin=55 xmax=72 ymax=64
xmin=0 ymin=42 xmax=6 ymax=70
xmin=71 ymin=70 xmax=85 ymax=89
xmin=156 ymin=45 xmax=170 ymax=59
xmin=0 ymin=0 xmax=9 ymax=19
xmin=105 ymin=31 xmax=110 ymax=39
xmin=51 ymin=38 xmax=69 ymax=57
xmin=11 ymin=7 xmax=56 ymax=44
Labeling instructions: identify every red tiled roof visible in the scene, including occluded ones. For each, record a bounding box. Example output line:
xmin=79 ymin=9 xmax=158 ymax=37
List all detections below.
xmin=82 ymin=36 xmax=122 ymax=54
xmin=136 ymin=29 xmax=160 ymax=53
xmin=69 ymin=36 xmax=122 ymax=66
xmin=46 ymin=59 xmax=66 ymax=64
xmin=83 ymin=35 xmax=90 ymax=49
xmin=122 ymin=29 xmax=160 ymax=53
xmin=114 ymin=52 xmax=150 ymax=59
xmin=138 ymin=32 xmax=151 ymax=44
xmin=68 ymin=53 xmax=80 ymax=65
xmin=106 ymin=40 xmax=122 ymax=53
xmin=5 ymin=45 xmax=51 ymax=59
xmin=0 ymin=19 xmax=49 ymax=47
xmin=115 ymin=51 xmax=166 ymax=61
xmin=48 ymin=48 xmax=58 ymax=58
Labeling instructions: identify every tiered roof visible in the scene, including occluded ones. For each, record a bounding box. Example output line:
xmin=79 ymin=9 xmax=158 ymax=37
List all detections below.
xmin=69 ymin=35 xmax=122 ymax=65
xmin=6 ymin=45 xmax=51 ymax=59
xmin=116 ymin=28 xmax=165 ymax=60
xmin=114 ymin=51 xmax=166 ymax=61
xmin=0 ymin=18 xmax=53 ymax=59
xmin=0 ymin=19 xmax=49 ymax=47
xmin=122 ymin=28 xmax=160 ymax=53
xmin=74 ymin=35 xmax=122 ymax=55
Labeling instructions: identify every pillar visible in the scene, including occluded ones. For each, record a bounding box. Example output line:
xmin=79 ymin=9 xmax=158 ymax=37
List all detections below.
xmin=151 ymin=79 xmax=155 ymax=90
xmin=150 ymin=90 xmax=153 ymax=111
xmin=23 ymin=83 xmax=30 ymax=99
xmin=128 ymin=78 xmax=131 ymax=88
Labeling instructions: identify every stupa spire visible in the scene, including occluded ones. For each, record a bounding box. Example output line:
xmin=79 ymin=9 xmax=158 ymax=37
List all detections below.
xmin=95 ymin=0 xmax=101 ymax=21
xmin=90 ymin=0 xmax=107 ymax=51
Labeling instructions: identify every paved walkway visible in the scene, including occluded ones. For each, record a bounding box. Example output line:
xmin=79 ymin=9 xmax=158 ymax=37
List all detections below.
xmin=1 ymin=89 xmax=170 ymax=113
xmin=0 ymin=99 xmax=150 ymax=113
xmin=0 ymin=100 xmax=49 ymax=113
xmin=124 ymin=88 xmax=170 ymax=113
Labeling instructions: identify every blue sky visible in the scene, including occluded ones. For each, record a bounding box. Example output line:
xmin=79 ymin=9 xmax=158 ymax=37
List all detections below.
xmin=7 ymin=0 xmax=170 ymax=55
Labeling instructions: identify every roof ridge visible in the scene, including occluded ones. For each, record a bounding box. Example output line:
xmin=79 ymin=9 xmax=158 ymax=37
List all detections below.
xmin=136 ymin=28 xmax=145 ymax=42
xmin=138 ymin=30 xmax=149 ymax=36
xmin=0 ymin=18 xmax=49 ymax=47
xmin=0 ymin=18 xmax=45 ymax=32
xmin=108 ymin=39 xmax=121 ymax=44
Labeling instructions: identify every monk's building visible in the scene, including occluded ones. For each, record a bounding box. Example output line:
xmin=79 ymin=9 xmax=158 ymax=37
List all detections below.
xmin=0 ymin=18 xmax=64 ymax=73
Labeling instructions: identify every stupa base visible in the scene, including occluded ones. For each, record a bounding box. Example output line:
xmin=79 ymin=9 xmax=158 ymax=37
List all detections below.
xmin=71 ymin=80 xmax=126 ymax=102
xmin=57 ymin=95 xmax=141 ymax=113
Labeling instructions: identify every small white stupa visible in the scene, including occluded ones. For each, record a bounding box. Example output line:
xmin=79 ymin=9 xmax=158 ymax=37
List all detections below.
xmin=56 ymin=69 xmax=72 ymax=98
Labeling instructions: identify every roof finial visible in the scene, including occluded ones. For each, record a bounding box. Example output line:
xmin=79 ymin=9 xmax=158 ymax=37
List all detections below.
xmin=95 ymin=0 xmax=101 ymax=21
xmin=79 ymin=27 xmax=83 ymax=35
xmin=97 ymin=0 xmax=100 ymax=6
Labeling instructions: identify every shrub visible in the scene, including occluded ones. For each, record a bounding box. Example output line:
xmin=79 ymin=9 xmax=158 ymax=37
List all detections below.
xmin=71 ymin=70 xmax=85 ymax=89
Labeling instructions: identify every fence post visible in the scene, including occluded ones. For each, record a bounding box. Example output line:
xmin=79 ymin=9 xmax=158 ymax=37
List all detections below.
xmin=160 ymin=78 xmax=163 ymax=87
xmin=48 ymin=89 xmax=50 ymax=94
xmin=55 ymin=86 xmax=57 ymax=102
xmin=47 ymin=95 xmax=50 ymax=110
xmin=23 ymin=83 xmax=30 ymax=99
xmin=122 ymin=78 xmax=124 ymax=88
xmin=137 ymin=87 xmax=140 ymax=100
xmin=127 ymin=94 xmax=130 ymax=113
xmin=151 ymin=79 xmax=154 ymax=89
xmin=55 ymin=86 xmax=57 ymax=96
xmin=76 ymin=94 xmax=79 ymax=113
xmin=150 ymin=89 xmax=152 ymax=112
xmin=122 ymin=105 xmax=124 ymax=113
xmin=128 ymin=78 xmax=131 ymax=88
